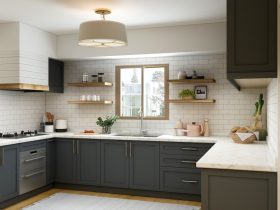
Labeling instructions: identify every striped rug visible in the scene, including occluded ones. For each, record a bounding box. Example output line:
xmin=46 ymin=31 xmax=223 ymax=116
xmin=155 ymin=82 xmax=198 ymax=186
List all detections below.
xmin=23 ymin=192 xmax=200 ymax=210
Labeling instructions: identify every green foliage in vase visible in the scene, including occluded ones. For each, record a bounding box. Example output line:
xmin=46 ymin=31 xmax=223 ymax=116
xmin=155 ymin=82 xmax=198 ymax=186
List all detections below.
xmin=96 ymin=115 xmax=119 ymax=128
xmin=254 ymin=93 xmax=264 ymax=117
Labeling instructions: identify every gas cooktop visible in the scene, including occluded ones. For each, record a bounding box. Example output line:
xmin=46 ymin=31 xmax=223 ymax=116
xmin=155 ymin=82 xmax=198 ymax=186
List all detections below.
xmin=0 ymin=130 xmax=46 ymax=139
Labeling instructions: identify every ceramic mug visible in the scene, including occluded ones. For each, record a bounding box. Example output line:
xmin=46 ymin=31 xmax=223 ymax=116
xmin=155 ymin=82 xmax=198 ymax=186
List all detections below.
xmin=80 ymin=95 xmax=86 ymax=101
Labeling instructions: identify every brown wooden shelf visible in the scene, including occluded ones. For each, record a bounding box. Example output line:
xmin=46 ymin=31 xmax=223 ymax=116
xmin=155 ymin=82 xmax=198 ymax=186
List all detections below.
xmin=168 ymin=79 xmax=216 ymax=84
xmin=167 ymin=99 xmax=216 ymax=104
xmin=68 ymin=100 xmax=113 ymax=105
xmin=68 ymin=82 xmax=113 ymax=87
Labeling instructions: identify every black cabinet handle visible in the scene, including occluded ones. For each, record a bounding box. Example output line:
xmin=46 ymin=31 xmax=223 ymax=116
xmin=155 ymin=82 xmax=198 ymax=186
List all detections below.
xmin=181 ymin=147 xmax=198 ymax=151
xmin=181 ymin=160 xmax=196 ymax=164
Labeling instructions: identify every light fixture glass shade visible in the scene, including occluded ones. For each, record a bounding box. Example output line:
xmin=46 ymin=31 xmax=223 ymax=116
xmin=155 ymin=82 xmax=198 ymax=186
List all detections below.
xmin=78 ymin=20 xmax=127 ymax=47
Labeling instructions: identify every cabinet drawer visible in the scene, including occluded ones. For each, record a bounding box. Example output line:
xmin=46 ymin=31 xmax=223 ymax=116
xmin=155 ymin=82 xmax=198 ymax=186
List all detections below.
xmin=160 ymin=154 xmax=200 ymax=171
xmin=160 ymin=142 xmax=213 ymax=156
xmin=160 ymin=167 xmax=201 ymax=194
xmin=20 ymin=140 xmax=46 ymax=152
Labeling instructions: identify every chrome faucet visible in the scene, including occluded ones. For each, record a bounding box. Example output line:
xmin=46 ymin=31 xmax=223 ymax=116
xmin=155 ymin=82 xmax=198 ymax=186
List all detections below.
xmin=138 ymin=109 xmax=147 ymax=136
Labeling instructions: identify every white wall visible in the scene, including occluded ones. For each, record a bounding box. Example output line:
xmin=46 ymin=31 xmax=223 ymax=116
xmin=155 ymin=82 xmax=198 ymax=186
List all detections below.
xmin=46 ymin=53 xmax=266 ymax=135
xmin=57 ymin=22 xmax=226 ymax=60
xmin=267 ymin=79 xmax=278 ymax=163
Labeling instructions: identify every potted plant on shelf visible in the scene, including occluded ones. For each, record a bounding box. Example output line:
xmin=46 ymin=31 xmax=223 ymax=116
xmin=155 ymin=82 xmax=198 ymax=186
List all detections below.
xmin=96 ymin=115 xmax=119 ymax=134
xmin=178 ymin=89 xmax=195 ymax=100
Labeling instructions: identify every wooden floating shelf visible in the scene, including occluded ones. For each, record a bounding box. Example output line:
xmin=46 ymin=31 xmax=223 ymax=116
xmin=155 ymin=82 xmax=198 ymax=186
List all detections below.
xmin=168 ymin=79 xmax=216 ymax=84
xmin=68 ymin=100 xmax=113 ymax=105
xmin=68 ymin=82 xmax=113 ymax=87
xmin=167 ymin=99 xmax=216 ymax=104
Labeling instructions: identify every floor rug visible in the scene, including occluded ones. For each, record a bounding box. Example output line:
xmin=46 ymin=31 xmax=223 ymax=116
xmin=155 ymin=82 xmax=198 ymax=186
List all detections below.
xmin=22 ymin=192 xmax=200 ymax=210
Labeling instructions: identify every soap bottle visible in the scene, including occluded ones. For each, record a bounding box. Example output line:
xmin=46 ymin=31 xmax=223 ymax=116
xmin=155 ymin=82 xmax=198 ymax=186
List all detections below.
xmin=203 ymin=119 xmax=210 ymax=137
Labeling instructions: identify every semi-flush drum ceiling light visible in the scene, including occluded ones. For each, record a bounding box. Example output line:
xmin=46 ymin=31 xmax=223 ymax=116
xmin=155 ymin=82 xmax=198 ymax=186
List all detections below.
xmin=78 ymin=9 xmax=127 ymax=47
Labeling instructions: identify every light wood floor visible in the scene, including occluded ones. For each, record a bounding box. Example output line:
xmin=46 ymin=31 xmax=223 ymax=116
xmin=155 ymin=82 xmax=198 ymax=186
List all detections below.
xmin=4 ymin=188 xmax=201 ymax=210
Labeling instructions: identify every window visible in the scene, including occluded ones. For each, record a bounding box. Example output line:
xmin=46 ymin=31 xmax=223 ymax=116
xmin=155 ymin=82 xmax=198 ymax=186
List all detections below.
xmin=116 ymin=64 xmax=169 ymax=119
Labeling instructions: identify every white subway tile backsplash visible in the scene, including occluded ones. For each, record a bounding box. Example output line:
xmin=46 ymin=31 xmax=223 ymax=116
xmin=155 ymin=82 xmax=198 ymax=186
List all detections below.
xmin=46 ymin=53 xmax=266 ymax=136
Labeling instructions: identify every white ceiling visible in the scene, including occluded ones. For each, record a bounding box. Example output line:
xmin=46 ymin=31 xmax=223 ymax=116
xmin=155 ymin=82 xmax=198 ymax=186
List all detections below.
xmin=0 ymin=0 xmax=226 ymax=35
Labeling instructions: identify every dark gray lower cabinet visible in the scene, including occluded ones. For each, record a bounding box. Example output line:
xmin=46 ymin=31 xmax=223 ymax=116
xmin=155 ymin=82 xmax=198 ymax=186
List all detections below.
xmin=101 ymin=140 xmax=129 ymax=188
xmin=77 ymin=139 xmax=100 ymax=185
xmin=160 ymin=167 xmax=201 ymax=194
xmin=101 ymin=140 xmax=160 ymax=190
xmin=55 ymin=139 xmax=76 ymax=183
xmin=159 ymin=142 xmax=213 ymax=195
xmin=55 ymin=139 xmax=101 ymax=185
xmin=0 ymin=144 xmax=19 ymax=202
xmin=46 ymin=139 xmax=56 ymax=184
xmin=129 ymin=141 xmax=159 ymax=191
xmin=201 ymin=169 xmax=277 ymax=210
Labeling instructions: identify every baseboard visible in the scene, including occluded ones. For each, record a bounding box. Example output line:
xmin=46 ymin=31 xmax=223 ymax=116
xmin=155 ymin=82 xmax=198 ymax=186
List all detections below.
xmin=54 ymin=183 xmax=201 ymax=202
xmin=0 ymin=185 xmax=53 ymax=209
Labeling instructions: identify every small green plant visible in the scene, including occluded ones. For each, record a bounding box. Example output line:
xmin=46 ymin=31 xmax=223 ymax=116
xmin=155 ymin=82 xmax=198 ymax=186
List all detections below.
xmin=254 ymin=93 xmax=264 ymax=117
xmin=96 ymin=115 xmax=119 ymax=134
xmin=178 ymin=89 xmax=195 ymax=99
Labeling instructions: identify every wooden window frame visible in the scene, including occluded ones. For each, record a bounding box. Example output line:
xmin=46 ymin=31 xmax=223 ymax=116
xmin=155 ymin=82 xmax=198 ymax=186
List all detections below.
xmin=115 ymin=64 xmax=169 ymax=120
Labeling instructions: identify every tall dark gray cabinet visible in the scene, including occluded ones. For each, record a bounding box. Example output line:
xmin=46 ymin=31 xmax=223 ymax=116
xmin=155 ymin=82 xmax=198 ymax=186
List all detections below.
xmin=227 ymin=0 xmax=277 ymax=89
xmin=101 ymin=140 xmax=160 ymax=191
xmin=0 ymin=145 xmax=19 ymax=202
xmin=55 ymin=139 xmax=100 ymax=185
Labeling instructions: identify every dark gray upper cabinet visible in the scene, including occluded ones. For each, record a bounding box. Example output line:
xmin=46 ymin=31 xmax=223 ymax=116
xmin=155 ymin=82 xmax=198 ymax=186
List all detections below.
xmin=46 ymin=139 xmax=56 ymax=185
xmin=0 ymin=145 xmax=19 ymax=202
xmin=227 ymin=0 xmax=277 ymax=89
xmin=101 ymin=140 xmax=130 ymax=188
xmin=55 ymin=139 xmax=76 ymax=183
xmin=201 ymin=169 xmax=277 ymax=210
xmin=77 ymin=139 xmax=101 ymax=186
xmin=129 ymin=141 xmax=159 ymax=191
xmin=49 ymin=58 xmax=64 ymax=93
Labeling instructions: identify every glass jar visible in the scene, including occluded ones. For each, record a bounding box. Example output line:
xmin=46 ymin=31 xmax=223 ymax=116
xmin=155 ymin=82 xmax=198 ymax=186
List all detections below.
xmin=98 ymin=73 xmax=104 ymax=82
xmin=91 ymin=74 xmax=98 ymax=82
xmin=82 ymin=72 xmax=89 ymax=83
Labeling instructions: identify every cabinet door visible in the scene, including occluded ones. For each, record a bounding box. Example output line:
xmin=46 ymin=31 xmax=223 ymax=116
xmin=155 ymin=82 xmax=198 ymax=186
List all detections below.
xmin=129 ymin=141 xmax=159 ymax=191
xmin=49 ymin=58 xmax=64 ymax=93
xmin=46 ymin=139 xmax=56 ymax=185
xmin=101 ymin=140 xmax=129 ymax=188
xmin=77 ymin=140 xmax=100 ymax=185
xmin=227 ymin=0 xmax=277 ymax=79
xmin=201 ymin=169 xmax=277 ymax=210
xmin=0 ymin=145 xmax=19 ymax=202
xmin=55 ymin=139 xmax=76 ymax=183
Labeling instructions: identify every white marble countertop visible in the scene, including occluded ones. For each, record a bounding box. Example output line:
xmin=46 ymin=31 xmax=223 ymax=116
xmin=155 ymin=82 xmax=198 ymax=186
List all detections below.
xmin=0 ymin=132 xmax=276 ymax=172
